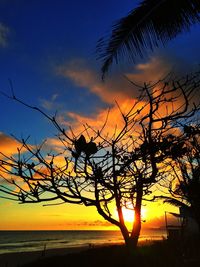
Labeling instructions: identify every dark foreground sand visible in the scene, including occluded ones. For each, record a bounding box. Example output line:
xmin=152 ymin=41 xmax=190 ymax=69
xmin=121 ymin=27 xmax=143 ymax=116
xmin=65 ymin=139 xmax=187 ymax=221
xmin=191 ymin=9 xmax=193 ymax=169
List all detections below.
xmin=0 ymin=240 xmax=150 ymax=267
xmin=1 ymin=240 xmax=200 ymax=267
xmin=0 ymin=246 xmax=89 ymax=267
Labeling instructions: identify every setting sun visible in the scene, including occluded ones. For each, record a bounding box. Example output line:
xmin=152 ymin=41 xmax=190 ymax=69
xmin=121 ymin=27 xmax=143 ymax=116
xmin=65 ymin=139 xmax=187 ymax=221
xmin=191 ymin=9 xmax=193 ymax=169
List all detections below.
xmin=114 ymin=206 xmax=147 ymax=224
xmin=122 ymin=207 xmax=135 ymax=223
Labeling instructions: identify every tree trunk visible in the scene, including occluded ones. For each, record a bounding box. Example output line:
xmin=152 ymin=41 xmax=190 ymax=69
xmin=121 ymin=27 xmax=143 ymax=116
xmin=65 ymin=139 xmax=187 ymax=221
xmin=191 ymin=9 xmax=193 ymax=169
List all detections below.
xmin=119 ymin=224 xmax=131 ymax=246
xmin=118 ymin=210 xmax=138 ymax=250
xmin=117 ymin=207 xmax=131 ymax=246
xmin=130 ymin=181 xmax=143 ymax=249
xmin=121 ymin=203 xmax=142 ymax=252
xmin=193 ymin=207 xmax=200 ymax=237
xmin=130 ymin=206 xmax=142 ymax=248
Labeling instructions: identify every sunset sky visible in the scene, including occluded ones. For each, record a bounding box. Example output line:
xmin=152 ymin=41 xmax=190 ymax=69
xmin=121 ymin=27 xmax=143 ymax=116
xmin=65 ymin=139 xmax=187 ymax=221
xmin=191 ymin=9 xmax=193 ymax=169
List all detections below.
xmin=0 ymin=0 xmax=200 ymax=230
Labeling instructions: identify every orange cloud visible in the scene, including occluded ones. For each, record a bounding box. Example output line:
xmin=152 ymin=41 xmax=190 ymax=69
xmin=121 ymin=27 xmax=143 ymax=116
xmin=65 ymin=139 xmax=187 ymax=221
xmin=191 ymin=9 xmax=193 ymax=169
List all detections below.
xmin=40 ymin=56 xmax=188 ymax=170
xmin=57 ymin=57 xmax=172 ymax=105
xmin=56 ymin=59 xmax=138 ymax=105
xmin=127 ymin=57 xmax=172 ymax=84
xmin=51 ymin=56 xmax=178 ymax=146
xmin=54 ymin=57 xmax=174 ymax=136
xmin=57 ymin=98 xmax=146 ymax=140
xmin=42 ymin=137 xmax=66 ymax=153
xmin=0 ymin=132 xmax=21 ymax=157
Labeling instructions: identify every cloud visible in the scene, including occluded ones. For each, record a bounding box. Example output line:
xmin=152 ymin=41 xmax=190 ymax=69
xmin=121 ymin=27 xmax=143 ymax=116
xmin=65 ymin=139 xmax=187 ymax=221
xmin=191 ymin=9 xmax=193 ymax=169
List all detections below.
xmin=127 ymin=56 xmax=172 ymax=84
xmin=81 ymin=220 xmax=112 ymax=227
xmin=0 ymin=132 xmax=21 ymax=157
xmin=51 ymin=56 xmax=182 ymax=141
xmin=42 ymin=137 xmax=65 ymax=152
xmin=56 ymin=57 xmax=174 ymax=107
xmin=39 ymin=94 xmax=59 ymax=110
xmin=43 ymin=55 xmax=196 ymax=161
xmin=56 ymin=98 xmax=145 ymax=140
xmin=0 ymin=23 xmax=9 ymax=47
xmin=0 ymin=133 xmax=22 ymax=184
xmin=56 ymin=59 xmax=139 ymax=105
xmin=43 ymin=214 xmax=61 ymax=217
xmin=69 ymin=219 xmax=112 ymax=227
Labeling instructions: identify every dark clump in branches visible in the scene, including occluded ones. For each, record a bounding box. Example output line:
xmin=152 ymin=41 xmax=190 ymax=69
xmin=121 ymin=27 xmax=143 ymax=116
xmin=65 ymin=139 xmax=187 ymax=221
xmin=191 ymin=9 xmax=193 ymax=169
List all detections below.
xmin=0 ymin=71 xmax=200 ymax=250
xmin=73 ymin=135 xmax=98 ymax=159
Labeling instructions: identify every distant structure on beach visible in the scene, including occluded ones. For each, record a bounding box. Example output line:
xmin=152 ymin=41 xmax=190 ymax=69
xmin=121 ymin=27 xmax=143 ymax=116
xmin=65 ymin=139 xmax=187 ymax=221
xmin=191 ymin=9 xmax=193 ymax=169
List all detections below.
xmin=165 ymin=208 xmax=200 ymax=241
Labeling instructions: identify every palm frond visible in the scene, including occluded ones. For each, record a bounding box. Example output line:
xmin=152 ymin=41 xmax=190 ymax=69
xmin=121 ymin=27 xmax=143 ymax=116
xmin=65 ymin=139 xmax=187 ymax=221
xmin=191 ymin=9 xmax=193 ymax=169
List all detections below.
xmin=157 ymin=195 xmax=190 ymax=209
xmin=163 ymin=198 xmax=188 ymax=208
xmin=168 ymin=211 xmax=181 ymax=218
xmin=97 ymin=0 xmax=200 ymax=79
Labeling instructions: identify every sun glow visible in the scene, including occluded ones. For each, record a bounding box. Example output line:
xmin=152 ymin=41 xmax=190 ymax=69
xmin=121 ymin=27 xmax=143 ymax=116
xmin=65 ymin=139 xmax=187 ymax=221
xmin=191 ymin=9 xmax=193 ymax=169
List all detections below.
xmin=122 ymin=207 xmax=135 ymax=223
xmin=123 ymin=207 xmax=147 ymax=223
xmin=114 ymin=206 xmax=147 ymax=224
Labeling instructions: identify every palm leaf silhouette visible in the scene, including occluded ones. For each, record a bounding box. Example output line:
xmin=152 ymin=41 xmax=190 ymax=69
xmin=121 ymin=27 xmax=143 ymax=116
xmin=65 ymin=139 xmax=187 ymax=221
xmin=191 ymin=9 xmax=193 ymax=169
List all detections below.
xmin=163 ymin=198 xmax=190 ymax=209
xmin=97 ymin=0 xmax=200 ymax=78
xmin=156 ymin=195 xmax=190 ymax=207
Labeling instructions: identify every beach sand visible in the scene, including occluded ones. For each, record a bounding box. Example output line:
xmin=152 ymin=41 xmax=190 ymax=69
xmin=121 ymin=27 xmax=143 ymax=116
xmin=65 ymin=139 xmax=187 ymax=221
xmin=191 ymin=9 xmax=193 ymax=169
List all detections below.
xmin=0 ymin=246 xmax=88 ymax=267
xmin=0 ymin=239 xmax=152 ymax=267
xmin=1 ymin=240 xmax=200 ymax=267
xmin=0 ymin=244 xmax=133 ymax=267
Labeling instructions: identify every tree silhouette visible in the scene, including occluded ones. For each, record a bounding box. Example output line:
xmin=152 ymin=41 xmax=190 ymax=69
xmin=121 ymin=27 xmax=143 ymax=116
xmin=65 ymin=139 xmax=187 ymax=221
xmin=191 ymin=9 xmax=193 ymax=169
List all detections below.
xmin=97 ymin=0 xmax=200 ymax=78
xmin=159 ymin=123 xmax=200 ymax=232
xmin=0 ymin=72 xmax=200 ymax=249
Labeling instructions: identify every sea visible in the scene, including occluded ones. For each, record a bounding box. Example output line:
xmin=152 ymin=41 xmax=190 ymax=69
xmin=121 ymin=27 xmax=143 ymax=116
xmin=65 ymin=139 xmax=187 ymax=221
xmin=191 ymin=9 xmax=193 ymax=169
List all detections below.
xmin=0 ymin=229 xmax=167 ymax=255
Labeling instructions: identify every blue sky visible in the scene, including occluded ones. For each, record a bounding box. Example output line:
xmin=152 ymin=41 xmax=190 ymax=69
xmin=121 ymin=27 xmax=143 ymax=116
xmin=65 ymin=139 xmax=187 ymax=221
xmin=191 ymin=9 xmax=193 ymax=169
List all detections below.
xmin=0 ymin=0 xmax=136 ymax=140
xmin=0 ymin=0 xmax=200 ymax=230
xmin=0 ymin=0 xmax=200 ymax=143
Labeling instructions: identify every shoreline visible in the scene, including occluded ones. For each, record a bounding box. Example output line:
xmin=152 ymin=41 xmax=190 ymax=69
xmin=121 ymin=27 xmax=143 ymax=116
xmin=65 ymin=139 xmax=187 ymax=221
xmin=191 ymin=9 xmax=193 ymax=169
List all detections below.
xmin=1 ymin=239 xmax=199 ymax=267
xmin=0 ymin=239 xmax=161 ymax=267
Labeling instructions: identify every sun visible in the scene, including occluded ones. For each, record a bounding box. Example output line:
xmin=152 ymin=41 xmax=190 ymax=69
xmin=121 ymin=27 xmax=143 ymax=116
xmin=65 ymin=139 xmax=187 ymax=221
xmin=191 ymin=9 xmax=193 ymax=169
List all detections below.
xmin=121 ymin=206 xmax=147 ymax=224
xmin=122 ymin=207 xmax=135 ymax=223
xmin=114 ymin=205 xmax=147 ymax=224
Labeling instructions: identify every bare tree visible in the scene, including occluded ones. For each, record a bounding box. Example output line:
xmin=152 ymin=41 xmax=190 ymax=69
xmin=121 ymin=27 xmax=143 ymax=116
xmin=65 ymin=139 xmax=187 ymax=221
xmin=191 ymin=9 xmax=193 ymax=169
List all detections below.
xmin=0 ymin=72 xmax=200 ymax=249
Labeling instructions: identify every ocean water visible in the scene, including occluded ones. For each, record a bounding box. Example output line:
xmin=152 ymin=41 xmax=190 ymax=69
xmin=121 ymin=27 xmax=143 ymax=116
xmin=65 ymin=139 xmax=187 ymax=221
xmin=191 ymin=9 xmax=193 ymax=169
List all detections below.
xmin=0 ymin=229 xmax=166 ymax=254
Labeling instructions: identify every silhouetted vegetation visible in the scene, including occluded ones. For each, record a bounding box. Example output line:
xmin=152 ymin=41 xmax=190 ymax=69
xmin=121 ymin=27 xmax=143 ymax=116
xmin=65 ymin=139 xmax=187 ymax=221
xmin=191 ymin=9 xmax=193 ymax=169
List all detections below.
xmin=97 ymin=0 xmax=200 ymax=78
xmin=0 ymin=72 xmax=200 ymax=250
xmin=159 ymin=122 xmax=200 ymax=233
